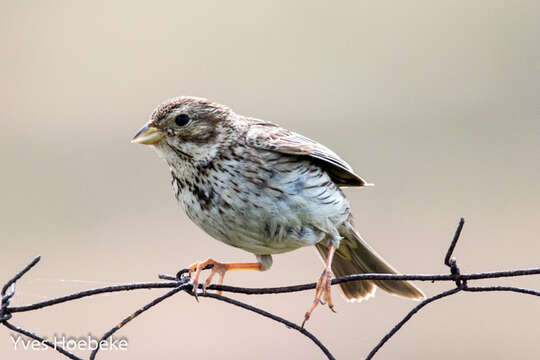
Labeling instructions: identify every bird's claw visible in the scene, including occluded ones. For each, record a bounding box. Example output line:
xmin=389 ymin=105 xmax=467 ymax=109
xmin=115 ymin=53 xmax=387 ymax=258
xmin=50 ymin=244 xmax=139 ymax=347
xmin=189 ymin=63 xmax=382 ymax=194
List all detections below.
xmin=302 ymin=268 xmax=335 ymax=328
xmin=188 ymin=259 xmax=228 ymax=301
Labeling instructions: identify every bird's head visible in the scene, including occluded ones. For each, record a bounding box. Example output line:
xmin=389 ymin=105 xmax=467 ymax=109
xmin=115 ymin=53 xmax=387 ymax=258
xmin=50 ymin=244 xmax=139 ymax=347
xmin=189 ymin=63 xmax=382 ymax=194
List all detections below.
xmin=132 ymin=96 xmax=234 ymax=166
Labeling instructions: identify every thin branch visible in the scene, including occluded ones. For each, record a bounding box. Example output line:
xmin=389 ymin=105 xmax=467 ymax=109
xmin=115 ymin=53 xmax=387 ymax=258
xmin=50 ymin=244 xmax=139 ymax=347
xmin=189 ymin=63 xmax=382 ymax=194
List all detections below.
xmin=8 ymin=282 xmax=178 ymax=313
xmin=196 ymin=291 xmax=336 ymax=360
xmin=89 ymin=284 xmax=188 ymax=360
xmin=3 ymin=320 xmax=83 ymax=360
xmin=445 ymin=217 xmax=464 ymax=266
xmin=8 ymin=268 xmax=540 ymax=314
xmin=174 ymin=268 xmax=540 ymax=295
xmin=1 ymin=256 xmax=41 ymax=309
xmin=366 ymin=287 xmax=462 ymax=360
xmin=464 ymin=286 xmax=540 ymax=297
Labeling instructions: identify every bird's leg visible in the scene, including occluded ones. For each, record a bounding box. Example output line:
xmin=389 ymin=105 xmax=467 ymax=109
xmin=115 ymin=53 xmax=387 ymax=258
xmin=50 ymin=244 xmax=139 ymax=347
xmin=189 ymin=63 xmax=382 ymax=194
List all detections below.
xmin=188 ymin=259 xmax=262 ymax=300
xmin=302 ymin=244 xmax=336 ymax=327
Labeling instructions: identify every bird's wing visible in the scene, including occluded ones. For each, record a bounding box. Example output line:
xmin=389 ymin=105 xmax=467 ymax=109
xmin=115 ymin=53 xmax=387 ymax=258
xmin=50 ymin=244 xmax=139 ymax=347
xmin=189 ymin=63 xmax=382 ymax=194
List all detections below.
xmin=245 ymin=120 xmax=369 ymax=187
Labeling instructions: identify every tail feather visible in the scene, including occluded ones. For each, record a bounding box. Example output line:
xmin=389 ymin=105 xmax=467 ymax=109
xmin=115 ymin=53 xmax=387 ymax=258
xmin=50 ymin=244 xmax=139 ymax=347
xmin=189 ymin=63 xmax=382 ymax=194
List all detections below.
xmin=316 ymin=224 xmax=424 ymax=302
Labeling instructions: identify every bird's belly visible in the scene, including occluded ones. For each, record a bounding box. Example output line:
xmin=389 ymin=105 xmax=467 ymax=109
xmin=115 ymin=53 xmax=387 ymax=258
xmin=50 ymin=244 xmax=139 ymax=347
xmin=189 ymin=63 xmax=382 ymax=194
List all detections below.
xmin=175 ymin=164 xmax=350 ymax=255
xmin=180 ymin=192 xmax=325 ymax=255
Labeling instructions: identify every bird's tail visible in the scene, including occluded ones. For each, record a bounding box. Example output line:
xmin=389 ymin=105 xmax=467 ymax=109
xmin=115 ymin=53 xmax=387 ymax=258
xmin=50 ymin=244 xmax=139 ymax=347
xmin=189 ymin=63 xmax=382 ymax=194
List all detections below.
xmin=315 ymin=223 xmax=424 ymax=301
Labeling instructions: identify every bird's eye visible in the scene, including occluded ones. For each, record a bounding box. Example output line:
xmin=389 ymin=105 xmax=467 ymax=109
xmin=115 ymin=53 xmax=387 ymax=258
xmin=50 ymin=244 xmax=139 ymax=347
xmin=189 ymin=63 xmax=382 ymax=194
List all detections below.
xmin=174 ymin=114 xmax=190 ymax=126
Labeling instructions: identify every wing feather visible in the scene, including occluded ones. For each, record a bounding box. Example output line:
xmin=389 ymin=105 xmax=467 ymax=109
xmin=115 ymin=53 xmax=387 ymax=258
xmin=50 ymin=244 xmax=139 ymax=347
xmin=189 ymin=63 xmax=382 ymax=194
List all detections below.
xmin=245 ymin=120 xmax=369 ymax=187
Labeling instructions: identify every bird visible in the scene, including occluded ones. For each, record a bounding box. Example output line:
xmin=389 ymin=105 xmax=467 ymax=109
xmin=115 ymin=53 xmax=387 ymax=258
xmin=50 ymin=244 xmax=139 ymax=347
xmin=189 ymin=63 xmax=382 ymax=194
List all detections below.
xmin=132 ymin=96 xmax=424 ymax=326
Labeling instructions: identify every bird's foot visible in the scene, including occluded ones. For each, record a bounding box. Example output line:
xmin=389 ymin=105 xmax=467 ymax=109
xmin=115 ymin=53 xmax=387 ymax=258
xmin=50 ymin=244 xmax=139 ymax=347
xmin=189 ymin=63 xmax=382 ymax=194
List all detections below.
xmin=188 ymin=259 xmax=227 ymax=300
xmin=302 ymin=268 xmax=335 ymax=328
xmin=188 ymin=259 xmax=262 ymax=301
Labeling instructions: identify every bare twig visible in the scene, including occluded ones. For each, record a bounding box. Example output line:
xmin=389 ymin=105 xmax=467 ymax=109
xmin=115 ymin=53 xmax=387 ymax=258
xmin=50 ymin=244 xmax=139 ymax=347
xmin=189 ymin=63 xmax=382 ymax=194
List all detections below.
xmin=3 ymin=320 xmax=83 ymax=360
xmin=197 ymin=291 xmax=336 ymax=360
xmin=445 ymin=217 xmax=465 ymax=266
xmin=366 ymin=287 xmax=462 ymax=360
xmin=1 ymin=218 xmax=539 ymax=359
xmin=89 ymin=284 xmax=188 ymax=360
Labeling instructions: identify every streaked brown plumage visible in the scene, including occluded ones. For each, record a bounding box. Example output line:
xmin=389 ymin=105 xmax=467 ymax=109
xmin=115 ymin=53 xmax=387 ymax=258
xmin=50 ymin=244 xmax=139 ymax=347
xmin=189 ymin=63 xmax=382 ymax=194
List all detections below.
xmin=132 ymin=96 xmax=424 ymax=325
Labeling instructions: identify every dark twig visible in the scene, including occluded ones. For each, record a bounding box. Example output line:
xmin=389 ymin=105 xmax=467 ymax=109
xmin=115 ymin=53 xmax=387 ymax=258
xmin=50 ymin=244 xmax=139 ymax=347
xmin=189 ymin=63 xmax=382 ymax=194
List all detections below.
xmin=366 ymin=287 xmax=462 ymax=360
xmin=464 ymin=286 xmax=540 ymax=297
xmin=3 ymin=320 xmax=83 ymax=360
xmin=158 ymin=268 xmax=540 ymax=296
xmin=89 ymin=284 xmax=189 ymax=360
xmin=1 ymin=256 xmax=41 ymax=311
xmin=445 ymin=217 xmax=464 ymax=266
xmin=9 ymin=269 xmax=540 ymax=314
xmin=1 ymin=218 xmax=539 ymax=360
xmin=195 ymin=291 xmax=336 ymax=360
xmin=8 ymin=282 xmax=179 ymax=313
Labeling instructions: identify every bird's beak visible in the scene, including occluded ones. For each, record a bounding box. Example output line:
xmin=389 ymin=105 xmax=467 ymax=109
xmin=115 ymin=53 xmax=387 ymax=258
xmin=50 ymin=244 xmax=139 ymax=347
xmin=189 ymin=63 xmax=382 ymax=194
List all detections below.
xmin=131 ymin=125 xmax=165 ymax=145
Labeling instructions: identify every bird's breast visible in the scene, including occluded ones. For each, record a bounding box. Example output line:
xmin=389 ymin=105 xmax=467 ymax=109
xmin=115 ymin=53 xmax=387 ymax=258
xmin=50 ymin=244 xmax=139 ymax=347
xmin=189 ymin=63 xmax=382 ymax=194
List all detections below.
xmin=169 ymin=148 xmax=351 ymax=255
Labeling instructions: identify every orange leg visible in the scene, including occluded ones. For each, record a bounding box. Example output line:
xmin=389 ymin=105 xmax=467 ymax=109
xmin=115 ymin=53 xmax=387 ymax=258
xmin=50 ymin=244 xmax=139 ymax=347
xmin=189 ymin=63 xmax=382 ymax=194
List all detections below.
xmin=302 ymin=244 xmax=336 ymax=328
xmin=188 ymin=259 xmax=262 ymax=300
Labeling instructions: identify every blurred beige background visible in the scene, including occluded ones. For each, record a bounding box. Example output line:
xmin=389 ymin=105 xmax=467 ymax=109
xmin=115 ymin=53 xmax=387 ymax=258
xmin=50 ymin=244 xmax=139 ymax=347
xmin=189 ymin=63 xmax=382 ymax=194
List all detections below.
xmin=1 ymin=1 xmax=539 ymax=359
